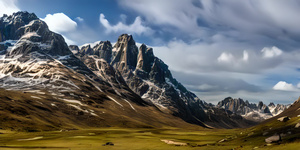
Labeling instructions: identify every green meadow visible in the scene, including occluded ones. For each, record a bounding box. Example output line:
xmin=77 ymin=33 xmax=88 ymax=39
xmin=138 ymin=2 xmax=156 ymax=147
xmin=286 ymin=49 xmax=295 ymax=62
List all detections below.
xmin=0 ymin=126 xmax=299 ymax=150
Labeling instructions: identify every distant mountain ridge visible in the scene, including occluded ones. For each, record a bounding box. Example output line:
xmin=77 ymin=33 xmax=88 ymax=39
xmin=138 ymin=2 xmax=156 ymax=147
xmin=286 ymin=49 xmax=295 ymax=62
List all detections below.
xmin=216 ymin=97 xmax=288 ymax=122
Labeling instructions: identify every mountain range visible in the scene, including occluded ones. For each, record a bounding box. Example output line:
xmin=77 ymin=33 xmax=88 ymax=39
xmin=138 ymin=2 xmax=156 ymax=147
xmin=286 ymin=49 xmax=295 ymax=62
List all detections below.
xmin=0 ymin=11 xmax=291 ymax=131
xmin=217 ymin=97 xmax=288 ymax=122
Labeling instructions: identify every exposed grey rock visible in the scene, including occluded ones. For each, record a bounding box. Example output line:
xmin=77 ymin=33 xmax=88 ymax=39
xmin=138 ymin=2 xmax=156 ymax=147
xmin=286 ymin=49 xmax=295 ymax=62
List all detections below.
xmin=265 ymin=134 xmax=281 ymax=143
xmin=268 ymin=102 xmax=275 ymax=107
xmin=80 ymin=45 xmax=93 ymax=55
xmin=1 ymin=15 xmax=71 ymax=57
xmin=69 ymin=45 xmax=79 ymax=54
xmin=92 ymin=41 xmax=112 ymax=62
xmin=111 ymin=34 xmax=138 ymax=71
xmin=269 ymin=104 xmax=287 ymax=115
xmin=0 ymin=11 xmax=38 ymax=41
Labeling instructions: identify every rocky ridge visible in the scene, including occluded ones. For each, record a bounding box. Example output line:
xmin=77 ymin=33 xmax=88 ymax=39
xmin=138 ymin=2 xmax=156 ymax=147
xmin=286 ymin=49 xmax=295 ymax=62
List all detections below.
xmin=76 ymin=34 xmax=255 ymax=128
xmin=217 ymin=97 xmax=288 ymax=122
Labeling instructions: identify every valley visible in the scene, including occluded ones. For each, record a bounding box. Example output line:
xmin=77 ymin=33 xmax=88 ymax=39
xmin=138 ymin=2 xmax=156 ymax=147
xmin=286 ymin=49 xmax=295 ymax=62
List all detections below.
xmin=0 ymin=9 xmax=299 ymax=150
xmin=0 ymin=124 xmax=299 ymax=150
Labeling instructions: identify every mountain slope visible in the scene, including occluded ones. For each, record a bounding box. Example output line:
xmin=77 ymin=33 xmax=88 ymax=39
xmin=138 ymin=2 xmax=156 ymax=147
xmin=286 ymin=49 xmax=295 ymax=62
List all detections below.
xmin=0 ymin=11 xmax=202 ymax=131
xmin=0 ymin=11 xmax=256 ymax=130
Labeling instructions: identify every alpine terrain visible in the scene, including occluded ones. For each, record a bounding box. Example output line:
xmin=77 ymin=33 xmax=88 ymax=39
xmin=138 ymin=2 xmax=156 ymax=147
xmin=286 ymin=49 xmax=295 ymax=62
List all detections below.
xmin=0 ymin=11 xmax=258 ymax=131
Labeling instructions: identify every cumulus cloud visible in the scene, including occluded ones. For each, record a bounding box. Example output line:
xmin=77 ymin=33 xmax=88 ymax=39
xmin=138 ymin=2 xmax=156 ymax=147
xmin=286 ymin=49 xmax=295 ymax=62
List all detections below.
xmin=217 ymin=51 xmax=248 ymax=63
xmin=42 ymin=13 xmax=77 ymax=33
xmin=99 ymin=13 xmax=153 ymax=35
xmin=217 ymin=52 xmax=234 ymax=63
xmin=0 ymin=0 xmax=20 ymax=16
xmin=261 ymin=46 xmax=283 ymax=58
xmin=243 ymin=50 xmax=249 ymax=61
xmin=273 ymin=81 xmax=298 ymax=91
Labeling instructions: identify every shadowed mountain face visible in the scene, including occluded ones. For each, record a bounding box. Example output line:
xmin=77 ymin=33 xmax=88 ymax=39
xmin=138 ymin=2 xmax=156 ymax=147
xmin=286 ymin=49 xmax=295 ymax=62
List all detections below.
xmin=0 ymin=11 xmax=255 ymax=130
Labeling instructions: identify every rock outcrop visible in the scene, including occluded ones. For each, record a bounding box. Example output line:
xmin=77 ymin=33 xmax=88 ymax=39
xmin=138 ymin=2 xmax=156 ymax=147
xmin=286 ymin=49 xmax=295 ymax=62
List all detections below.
xmin=265 ymin=134 xmax=281 ymax=143
xmin=277 ymin=116 xmax=290 ymax=122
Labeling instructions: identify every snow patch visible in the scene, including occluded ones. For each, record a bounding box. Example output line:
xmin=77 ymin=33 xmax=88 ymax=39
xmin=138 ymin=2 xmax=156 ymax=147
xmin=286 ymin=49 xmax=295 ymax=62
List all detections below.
xmin=123 ymin=99 xmax=136 ymax=111
xmin=31 ymin=96 xmax=42 ymax=99
xmin=107 ymin=96 xmax=123 ymax=107
xmin=21 ymin=32 xmax=40 ymax=39
xmin=61 ymin=98 xmax=85 ymax=106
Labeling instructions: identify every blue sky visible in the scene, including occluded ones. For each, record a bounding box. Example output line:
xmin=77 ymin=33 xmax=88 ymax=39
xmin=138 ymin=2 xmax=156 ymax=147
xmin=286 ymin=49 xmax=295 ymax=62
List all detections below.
xmin=1 ymin=0 xmax=300 ymax=104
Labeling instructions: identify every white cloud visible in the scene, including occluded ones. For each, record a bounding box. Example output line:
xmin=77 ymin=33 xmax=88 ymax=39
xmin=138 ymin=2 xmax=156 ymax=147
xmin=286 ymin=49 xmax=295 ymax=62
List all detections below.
xmin=42 ymin=13 xmax=77 ymax=33
xmin=273 ymin=81 xmax=298 ymax=91
xmin=261 ymin=46 xmax=283 ymax=58
xmin=99 ymin=13 xmax=153 ymax=35
xmin=75 ymin=17 xmax=84 ymax=22
xmin=117 ymin=0 xmax=203 ymax=37
xmin=217 ymin=52 xmax=234 ymax=63
xmin=217 ymin=50 xmax=249 ymax=64
xmin=0 ymin=0 xmax=20 ymax=16
xmin=243 ymin=50 xmax=249 ymax=62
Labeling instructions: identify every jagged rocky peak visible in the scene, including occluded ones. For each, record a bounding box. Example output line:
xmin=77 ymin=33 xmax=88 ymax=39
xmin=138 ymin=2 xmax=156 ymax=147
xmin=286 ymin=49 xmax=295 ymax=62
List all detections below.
xmin=136 ymin=44 xmax=155 ymax=73
xmin=217 ymin=97 xmax=247 ymax=113
xmin=257 ymin=101 xmax=271 ymax=113
xmin=268 ymin=102 xmax=275 ymax=107
xmin=80 ymin=44 xmax=93 ymax=55
xmin=93 ymin=41 xmax=112 ymax=62
xmin=112 ymin=34 xmax=138 ymax=70
xmin=258 ymin=101 xmax=264 ymax=109
xmin=216 ymin=97 xmax=290 ymax=122
xmin=0 ymin=11 xmax=38 ymax=41
xmin=69 ymin=45 xmax=79 ymax=53
xmin=1 ymin=11 xmax=71 ymax=57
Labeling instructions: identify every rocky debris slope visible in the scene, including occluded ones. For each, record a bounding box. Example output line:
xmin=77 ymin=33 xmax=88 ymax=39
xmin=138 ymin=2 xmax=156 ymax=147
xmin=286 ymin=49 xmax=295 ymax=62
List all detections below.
xmin=217 ymin=97 xmax=288 ymax=122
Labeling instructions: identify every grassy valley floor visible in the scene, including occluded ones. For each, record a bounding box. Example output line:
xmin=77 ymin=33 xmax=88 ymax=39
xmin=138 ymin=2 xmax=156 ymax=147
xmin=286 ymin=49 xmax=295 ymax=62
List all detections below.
xmin=0 ymin=127 xmax=299 ymax=150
